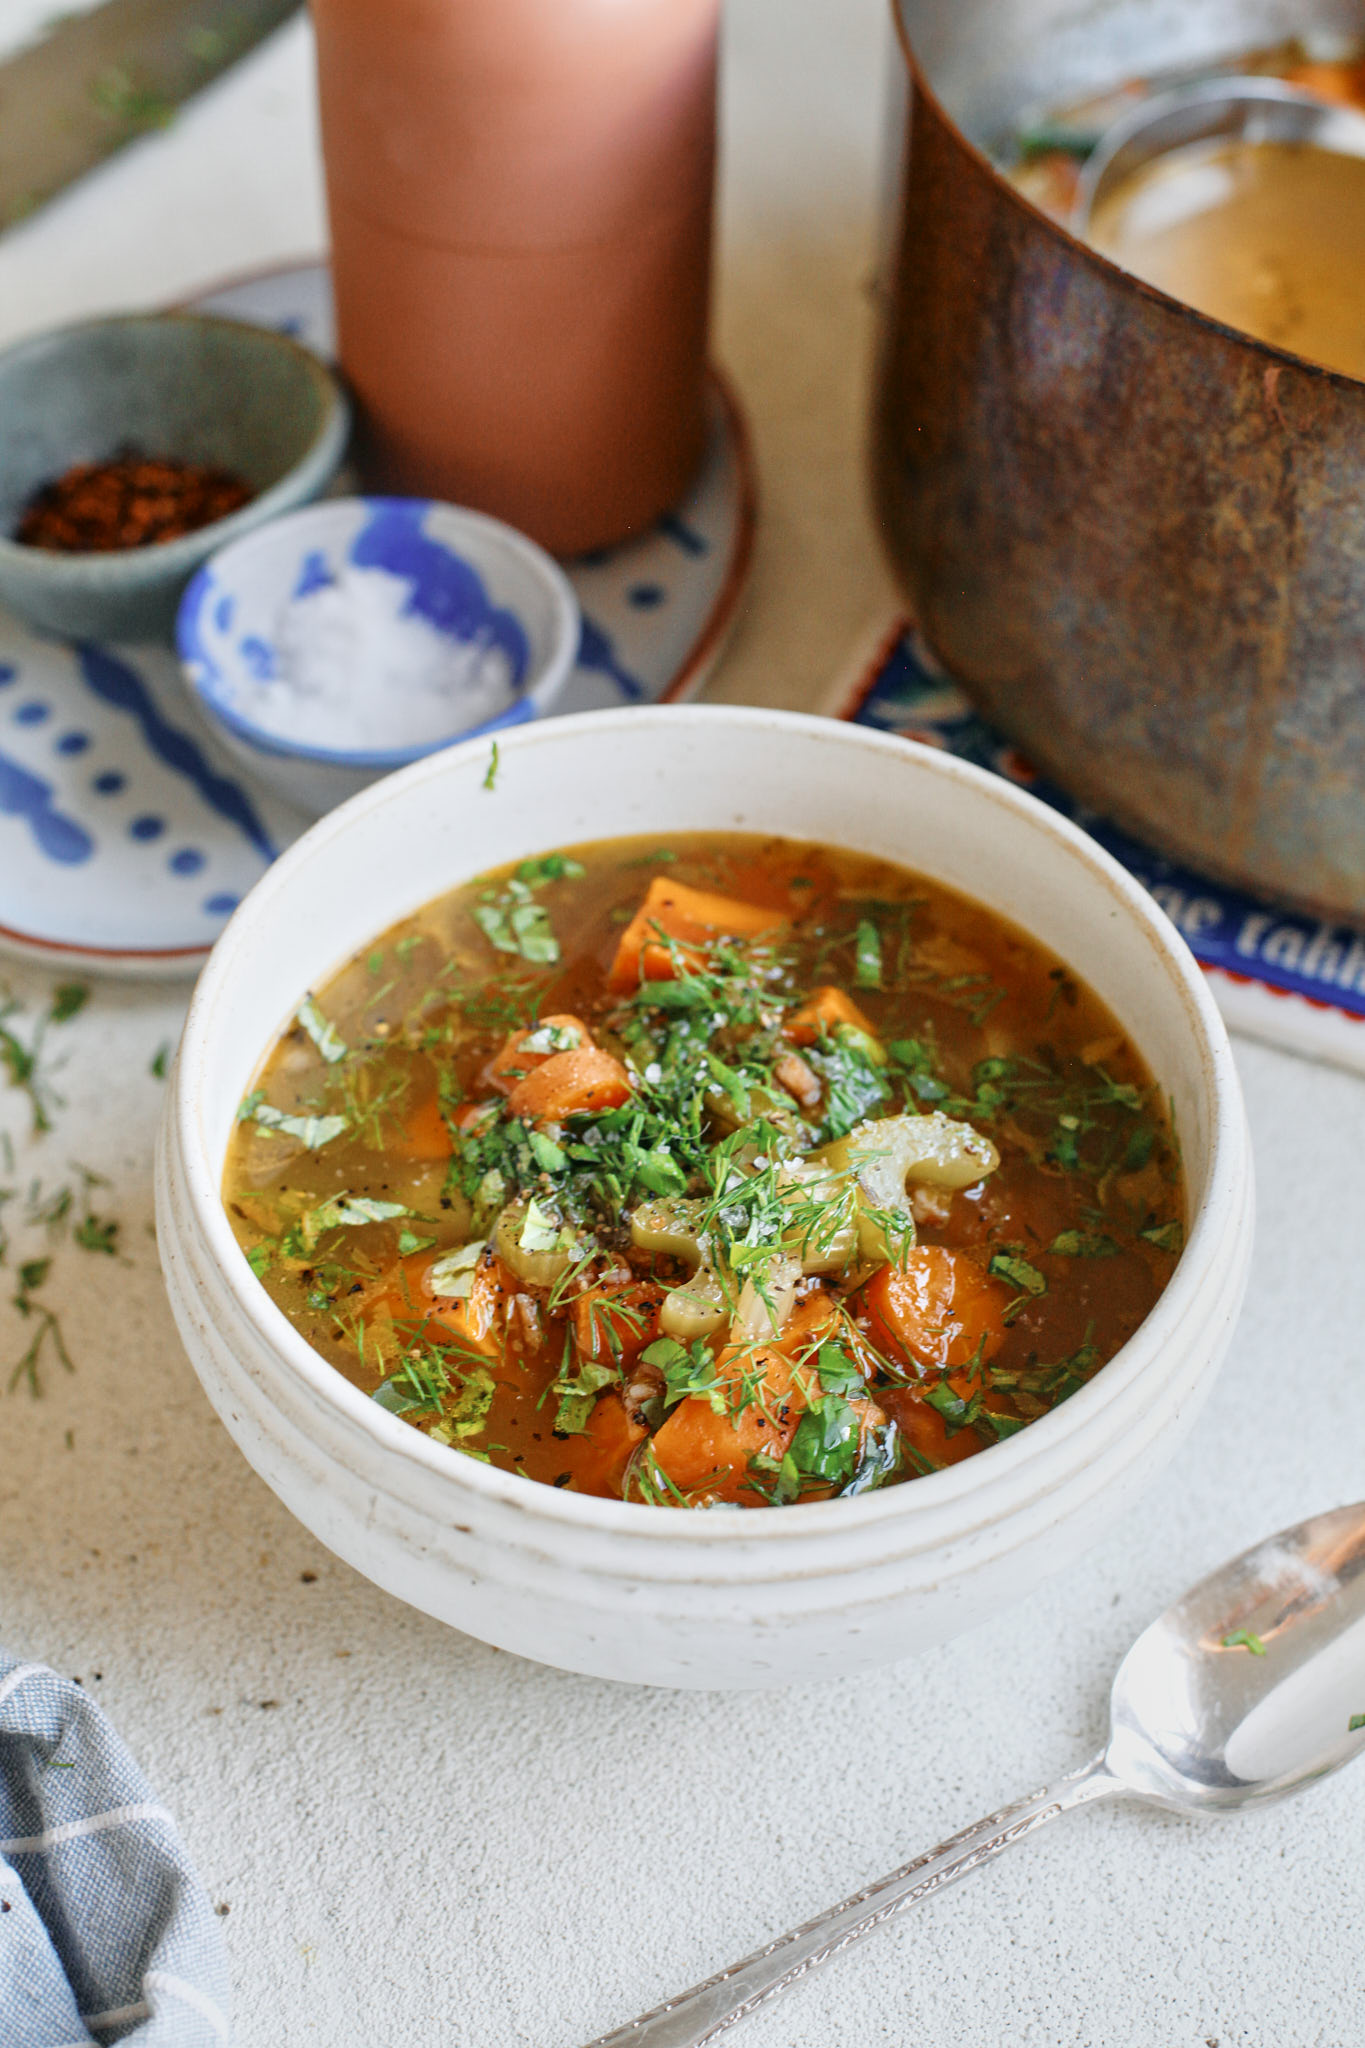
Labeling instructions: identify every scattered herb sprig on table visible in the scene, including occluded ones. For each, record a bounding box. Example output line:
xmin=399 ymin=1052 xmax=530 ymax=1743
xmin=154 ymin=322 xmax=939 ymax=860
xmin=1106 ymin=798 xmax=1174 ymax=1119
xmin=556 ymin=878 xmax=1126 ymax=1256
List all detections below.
xmin=0 ymin=981 xmax=88 ymax=1134
xmin=0 ymin=984 xmax=130 ymax=1397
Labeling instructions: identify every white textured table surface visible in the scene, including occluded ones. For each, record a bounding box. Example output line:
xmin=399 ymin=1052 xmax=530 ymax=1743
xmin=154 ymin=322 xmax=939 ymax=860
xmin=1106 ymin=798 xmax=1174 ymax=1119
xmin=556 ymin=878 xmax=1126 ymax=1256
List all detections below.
xmin=1 ymin=8 xmax=1363 ymax=2046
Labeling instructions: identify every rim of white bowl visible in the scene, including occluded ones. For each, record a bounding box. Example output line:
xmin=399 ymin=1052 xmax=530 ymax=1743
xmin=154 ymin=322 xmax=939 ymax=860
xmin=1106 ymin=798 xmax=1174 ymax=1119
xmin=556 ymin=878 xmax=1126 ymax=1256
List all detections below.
xmin=175 ymin=495 xmax=581 ymax=767
xmin=173 ymin=704 xmax=1246 ymax=1546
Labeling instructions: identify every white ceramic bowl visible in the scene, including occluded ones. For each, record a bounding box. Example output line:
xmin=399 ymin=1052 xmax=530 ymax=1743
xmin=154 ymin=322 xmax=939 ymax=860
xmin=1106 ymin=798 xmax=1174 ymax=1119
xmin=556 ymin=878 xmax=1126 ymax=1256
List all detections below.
xmin=176 ymin=496 xmax=580 ymax=815
xmin=156 ymin=707 xmax=1253 ymax=1690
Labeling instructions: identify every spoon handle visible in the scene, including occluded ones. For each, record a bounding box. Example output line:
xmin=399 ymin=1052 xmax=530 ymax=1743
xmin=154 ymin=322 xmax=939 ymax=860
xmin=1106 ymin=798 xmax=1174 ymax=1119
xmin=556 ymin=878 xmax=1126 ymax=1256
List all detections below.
xmin=582 ymin=1754 xmax=1119 ymax=2048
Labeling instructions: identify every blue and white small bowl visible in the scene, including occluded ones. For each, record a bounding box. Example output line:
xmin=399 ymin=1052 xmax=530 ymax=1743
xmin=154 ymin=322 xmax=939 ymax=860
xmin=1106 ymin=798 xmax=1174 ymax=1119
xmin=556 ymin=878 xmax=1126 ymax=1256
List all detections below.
xmin=177 ymin=497 xmax=580 ymax=814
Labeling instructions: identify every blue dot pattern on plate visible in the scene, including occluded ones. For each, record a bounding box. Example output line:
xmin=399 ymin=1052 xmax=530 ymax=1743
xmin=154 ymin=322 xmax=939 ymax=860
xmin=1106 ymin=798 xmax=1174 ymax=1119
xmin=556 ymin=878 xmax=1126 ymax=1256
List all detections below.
xmin=294 ymin=550 xmax=333 ymax=599
xmin=239 ymin=636 xmax=275 ymax=681
xmin=0 ymin=629 xmax=311 ymax=958
xmin=15 ymin=701 xmax=48 ymax=725
xmin=0 ymin=261 xmax=750 ymax=969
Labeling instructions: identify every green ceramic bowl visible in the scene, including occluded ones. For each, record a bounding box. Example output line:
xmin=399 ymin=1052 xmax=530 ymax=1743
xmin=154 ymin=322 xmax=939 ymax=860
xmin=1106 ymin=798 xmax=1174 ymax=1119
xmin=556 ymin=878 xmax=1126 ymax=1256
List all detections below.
xmin=0 ymin=312 xmax=350 ymax=643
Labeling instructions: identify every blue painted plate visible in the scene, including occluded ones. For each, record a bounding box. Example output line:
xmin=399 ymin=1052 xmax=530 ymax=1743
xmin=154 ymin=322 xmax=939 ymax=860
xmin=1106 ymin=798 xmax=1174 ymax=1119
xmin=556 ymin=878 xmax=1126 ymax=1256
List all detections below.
xmin=0 ymin=260 xmax=756 ymax=976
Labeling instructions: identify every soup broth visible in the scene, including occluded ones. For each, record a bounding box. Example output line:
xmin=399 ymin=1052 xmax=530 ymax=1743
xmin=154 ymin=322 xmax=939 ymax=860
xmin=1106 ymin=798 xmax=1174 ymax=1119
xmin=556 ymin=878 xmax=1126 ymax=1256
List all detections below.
xmin=223 ymin=834 xmax=1184 ymax=1509
xmin=1089 ymin=138 xmax=1365 ymax=380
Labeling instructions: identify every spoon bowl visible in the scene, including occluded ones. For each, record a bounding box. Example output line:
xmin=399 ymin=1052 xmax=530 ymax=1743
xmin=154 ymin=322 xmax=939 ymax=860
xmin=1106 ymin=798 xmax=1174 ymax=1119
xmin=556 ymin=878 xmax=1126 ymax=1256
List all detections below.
xmin=588 ymin=1500 xmax=1365 ymax=2045
xmin=1108 ymin=1501 xmax=1365 ymax=1814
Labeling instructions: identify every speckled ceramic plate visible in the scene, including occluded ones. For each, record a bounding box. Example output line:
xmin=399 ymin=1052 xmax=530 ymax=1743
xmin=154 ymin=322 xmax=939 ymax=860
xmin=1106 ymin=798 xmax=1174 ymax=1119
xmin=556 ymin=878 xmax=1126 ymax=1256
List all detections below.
xmin=0 ymin=259 xmax=756 ymax=977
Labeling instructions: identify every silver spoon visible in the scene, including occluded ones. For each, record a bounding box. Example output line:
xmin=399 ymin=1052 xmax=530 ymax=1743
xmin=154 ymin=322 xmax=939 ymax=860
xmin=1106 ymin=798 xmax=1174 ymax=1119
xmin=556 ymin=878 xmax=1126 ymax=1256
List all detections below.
xmin=584 ymin=1500 xmax=1365 ymax=2048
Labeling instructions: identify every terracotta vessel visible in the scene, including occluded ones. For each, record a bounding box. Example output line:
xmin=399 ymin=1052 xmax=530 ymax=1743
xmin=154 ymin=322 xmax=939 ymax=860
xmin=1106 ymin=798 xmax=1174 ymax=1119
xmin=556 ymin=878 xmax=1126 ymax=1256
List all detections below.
xmin=875 ymin=0 xmax=1365 ymax=923
xmin=313 ymin=0 xmax=718 ymax=555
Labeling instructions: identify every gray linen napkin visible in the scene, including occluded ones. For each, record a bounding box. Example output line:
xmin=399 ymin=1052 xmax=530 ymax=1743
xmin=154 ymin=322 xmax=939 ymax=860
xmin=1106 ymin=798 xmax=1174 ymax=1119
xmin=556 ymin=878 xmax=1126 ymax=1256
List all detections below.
xmin=0 ymin=1651 xmax=231 ymax=2045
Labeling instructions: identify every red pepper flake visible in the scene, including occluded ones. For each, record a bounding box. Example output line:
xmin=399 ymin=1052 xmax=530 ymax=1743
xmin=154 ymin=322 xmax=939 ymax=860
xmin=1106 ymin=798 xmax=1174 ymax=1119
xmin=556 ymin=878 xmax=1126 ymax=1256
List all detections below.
xmin=15 ymin=452 xmax=253 ymax=553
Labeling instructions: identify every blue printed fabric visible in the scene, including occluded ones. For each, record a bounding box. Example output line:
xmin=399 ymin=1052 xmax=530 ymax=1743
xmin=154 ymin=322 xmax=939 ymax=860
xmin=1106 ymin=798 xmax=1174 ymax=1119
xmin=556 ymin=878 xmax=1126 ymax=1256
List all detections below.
xmin=851 ymin=624 xmax=1365 ymax=1019
xmin=0 ymin=1652 xmax=231 ymax=2046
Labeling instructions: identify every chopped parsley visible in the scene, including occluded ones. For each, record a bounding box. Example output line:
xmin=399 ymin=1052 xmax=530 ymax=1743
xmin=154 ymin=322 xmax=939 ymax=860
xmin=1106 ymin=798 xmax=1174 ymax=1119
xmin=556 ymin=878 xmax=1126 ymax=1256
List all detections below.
xmin=238 ymin=1094 xmax=348 ymax=1150
xmin=296 ymin=996 xmax=348 ymax=1065
xmin=854 ymin=919 xmax=883 ymax=989
xmin=1048 ymin=1230 xmax=1119 ymax=1258
xmin=988 ymin=1251 xmax=1047 ymax=1298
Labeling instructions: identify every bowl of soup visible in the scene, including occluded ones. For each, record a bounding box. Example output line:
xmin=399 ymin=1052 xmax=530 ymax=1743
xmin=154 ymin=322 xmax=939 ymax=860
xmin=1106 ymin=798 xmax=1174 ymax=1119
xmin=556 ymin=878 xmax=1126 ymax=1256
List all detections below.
xmin=155 ymin=706 xmax=1252 ymax=1688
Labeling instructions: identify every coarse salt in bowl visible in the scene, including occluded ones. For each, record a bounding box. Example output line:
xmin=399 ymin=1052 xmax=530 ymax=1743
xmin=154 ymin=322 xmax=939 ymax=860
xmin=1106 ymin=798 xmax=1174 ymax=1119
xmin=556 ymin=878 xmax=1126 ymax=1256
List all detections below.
xmin=176 ymin=495 xmax=579 ymax=814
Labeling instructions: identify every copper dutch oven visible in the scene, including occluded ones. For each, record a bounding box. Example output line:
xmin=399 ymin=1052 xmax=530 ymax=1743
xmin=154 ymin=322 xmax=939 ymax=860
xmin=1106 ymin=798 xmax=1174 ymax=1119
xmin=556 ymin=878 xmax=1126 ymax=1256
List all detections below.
xmin=875 ymin=0 xmax=1365 ymax=922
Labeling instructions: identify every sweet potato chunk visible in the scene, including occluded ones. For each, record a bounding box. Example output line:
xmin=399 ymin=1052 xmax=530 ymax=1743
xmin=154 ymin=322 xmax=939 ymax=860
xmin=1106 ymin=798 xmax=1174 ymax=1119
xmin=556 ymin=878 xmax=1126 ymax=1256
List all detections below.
xmin=571 ymin=1282 xmax=665 ymax=1368
xmin=785 ymin=985 xmax=879 ymax=1046
xmin=879 ymin=1374 xmax=986 ymax=1470
xmin=362 ymin=1250 xmax=509 ymax=1369
xmin=862 ymin=1246 xmax=1009 ymax=1374
xmin=390 ymin=1089 xmax=453 ymax=1160
xmin=505 ymin=1046 xmax=633 ymax=1122
xmin=570 ymin=1393 xmax=648 ymax=1499
xmin=650 ymin=1292 xmax=882 ymax=1498
xmin=608 ymin=877 xmax=787 ymax=991
xmin=483 ymin=1014 xmax=594 ymax=1095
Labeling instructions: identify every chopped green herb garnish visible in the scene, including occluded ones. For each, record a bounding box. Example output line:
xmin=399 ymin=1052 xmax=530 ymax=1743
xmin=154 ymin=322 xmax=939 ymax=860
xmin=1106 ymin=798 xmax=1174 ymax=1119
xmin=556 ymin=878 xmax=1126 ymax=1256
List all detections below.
xmin=923 ymin=1378 xmax=983 ymax=1436
xmin=517 ymin=854 xmax=586 ymax=886
xmin=296 ymin=996 xmax=348 ymax=1065
xmin=643 ymin=1336 xmax=723 ymax=1414
xmin=482 ymin=741 xmax=500 ymax=791
xmin=528 ymin=1130 xmax=568 ymax=1174
xmin=854 ymin=919 xmax=883 ymax=990
xmin=988 ymin=1251 xmax=1047 ymax=1297
xmin=245 ymin=1101 xmax=349 ymax=1150
xmin=1048 ymin=1230 xmax=1119 ymax=1258
xmin=1222 ymin=1629 xmax=1266 ymax=1656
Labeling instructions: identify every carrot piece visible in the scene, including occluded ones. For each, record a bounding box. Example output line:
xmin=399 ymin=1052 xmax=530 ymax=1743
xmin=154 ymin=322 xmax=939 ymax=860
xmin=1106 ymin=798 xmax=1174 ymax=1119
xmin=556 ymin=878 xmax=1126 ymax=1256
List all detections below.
xmin=364 ymin=1249 xmax=513 ymax=1356
xmin=878 ymin=1375 xmax=987 ymax=1470
xmin=388 ymin=1089 xmax=453 ymax=1160
xmin=608 ymin=876 xmax=788 ymax=991
xmin=785 ymin=985 xmax=879 ymax=1047
xmin=571 ymin=1282 xmax=664 ymax=1369
xmin=483 ymin=1013 xmax=594 ymax=1095
xmin=361 ymin=1251 xmax=434 ymax=1331
xmin=648 ymin=1359 xmax=796 ymax=1496
xmin=568 ymin=1393 xmax=648 ymax=1499
xmin=862 ymin=1246 xmax=1009 ymax=1374
xmin=427 ymin=1253 xmax=516 ymax=1352
xmin=505 ymin=1046 xmax=632 ymax=1123
xmin=649 ymin=1292 xmax=877 ymax=1498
